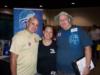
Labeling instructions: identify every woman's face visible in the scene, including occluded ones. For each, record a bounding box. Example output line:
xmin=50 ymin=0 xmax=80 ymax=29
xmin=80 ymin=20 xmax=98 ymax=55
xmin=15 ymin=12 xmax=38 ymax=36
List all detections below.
xmin=43 ymin=27 xmax=53 ymax=40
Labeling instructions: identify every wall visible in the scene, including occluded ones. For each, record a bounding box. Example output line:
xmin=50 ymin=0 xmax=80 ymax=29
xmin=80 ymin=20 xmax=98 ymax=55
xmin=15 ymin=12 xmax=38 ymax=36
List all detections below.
xmin=0 ymin=8 xmax=13 ymax=40
xmin=44 ymin=7 xmax=100 ymax=27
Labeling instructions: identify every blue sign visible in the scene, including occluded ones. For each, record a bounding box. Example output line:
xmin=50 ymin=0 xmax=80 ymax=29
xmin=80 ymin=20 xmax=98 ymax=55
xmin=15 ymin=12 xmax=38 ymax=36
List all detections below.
xmin=14 ymin=8 xmax=44 ymax=36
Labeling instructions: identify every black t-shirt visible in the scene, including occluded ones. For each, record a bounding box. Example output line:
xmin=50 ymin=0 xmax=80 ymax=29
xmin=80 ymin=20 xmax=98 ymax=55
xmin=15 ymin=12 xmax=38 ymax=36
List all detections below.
xmin=37 ymin=40 xmax=57 ymax=75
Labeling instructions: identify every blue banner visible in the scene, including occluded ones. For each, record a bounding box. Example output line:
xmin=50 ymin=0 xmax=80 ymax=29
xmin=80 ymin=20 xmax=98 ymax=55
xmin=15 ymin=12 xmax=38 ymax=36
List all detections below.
xmin=14 ymin=8 xmax=44 ymax=36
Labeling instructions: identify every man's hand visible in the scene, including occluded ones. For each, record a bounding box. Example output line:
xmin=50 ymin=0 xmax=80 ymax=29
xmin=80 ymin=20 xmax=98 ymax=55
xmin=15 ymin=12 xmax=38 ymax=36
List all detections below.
xmin=82 ymin=66 xmax=90 ymax=75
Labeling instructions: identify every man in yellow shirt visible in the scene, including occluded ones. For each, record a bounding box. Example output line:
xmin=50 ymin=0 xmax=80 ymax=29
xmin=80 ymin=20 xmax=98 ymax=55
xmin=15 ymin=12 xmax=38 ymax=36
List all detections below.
xmin=10 ymin=13 xmax=41 ymax=75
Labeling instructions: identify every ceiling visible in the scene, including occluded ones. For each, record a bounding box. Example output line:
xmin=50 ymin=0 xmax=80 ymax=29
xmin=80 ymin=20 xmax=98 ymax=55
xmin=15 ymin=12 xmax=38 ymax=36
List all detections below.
xmin=0 ymin=0 xmax=100 ymax=9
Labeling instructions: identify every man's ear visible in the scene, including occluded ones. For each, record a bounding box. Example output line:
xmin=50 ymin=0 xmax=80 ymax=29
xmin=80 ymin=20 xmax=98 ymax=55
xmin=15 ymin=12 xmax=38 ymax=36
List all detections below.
xmin=43 ymin=30 xmax=45 ymax=34
xmin=68 ymin=18 xmax=71 ymax=22
xmin=26 ymin=21 xmax=29 ymax=26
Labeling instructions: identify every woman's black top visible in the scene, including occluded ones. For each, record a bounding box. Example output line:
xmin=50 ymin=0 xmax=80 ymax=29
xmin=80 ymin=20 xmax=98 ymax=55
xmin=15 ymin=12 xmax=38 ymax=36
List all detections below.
xmin=37 ymin=40 xmax=57 ymax=75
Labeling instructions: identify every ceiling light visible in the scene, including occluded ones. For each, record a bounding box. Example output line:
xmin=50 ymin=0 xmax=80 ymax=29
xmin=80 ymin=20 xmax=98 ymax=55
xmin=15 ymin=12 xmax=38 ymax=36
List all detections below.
xmin=71 ymin=2 xmax=75 ymax=5
xmin=39 ymin=5 xmax=43 ymax=8
xmin=4 ymin=5 xmax=8 ymax=7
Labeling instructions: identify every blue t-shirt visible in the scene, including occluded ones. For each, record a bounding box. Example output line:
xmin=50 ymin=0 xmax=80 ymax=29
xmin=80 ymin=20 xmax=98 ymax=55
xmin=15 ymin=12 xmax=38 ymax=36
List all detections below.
xmin=56 ymin=26 xmax=92 ymax=73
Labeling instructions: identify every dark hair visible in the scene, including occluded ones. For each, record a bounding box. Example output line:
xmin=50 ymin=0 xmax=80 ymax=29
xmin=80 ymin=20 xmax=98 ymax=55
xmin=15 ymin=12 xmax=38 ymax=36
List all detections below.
xmin=42 ymin=25 xmax=53 ymax=30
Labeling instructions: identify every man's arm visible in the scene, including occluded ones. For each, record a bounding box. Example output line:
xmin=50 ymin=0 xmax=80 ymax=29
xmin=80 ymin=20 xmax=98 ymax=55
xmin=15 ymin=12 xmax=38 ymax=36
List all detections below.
xmin=85 ymin=46 xmax=92 ymax=67
xmin=10 ymin=52 xmax=18 ymax=75
xmin=83 ymin=46 xmax=92 ymax=75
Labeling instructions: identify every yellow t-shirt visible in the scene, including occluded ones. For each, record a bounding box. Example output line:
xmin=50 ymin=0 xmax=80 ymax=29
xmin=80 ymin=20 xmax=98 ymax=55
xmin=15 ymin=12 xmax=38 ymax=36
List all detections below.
xmin=10 ymin=30 xmax=41 ymax=75
xmin=96 ymin=44 xmax=100 ymax=51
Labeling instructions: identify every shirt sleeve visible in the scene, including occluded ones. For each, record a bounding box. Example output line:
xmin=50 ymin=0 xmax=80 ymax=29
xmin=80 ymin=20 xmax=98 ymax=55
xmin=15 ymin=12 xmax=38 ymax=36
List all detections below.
xmin=10 ymin=34 xmax=23 ymax=55
xmin=79 ymin=27 xmax=93 ymax=47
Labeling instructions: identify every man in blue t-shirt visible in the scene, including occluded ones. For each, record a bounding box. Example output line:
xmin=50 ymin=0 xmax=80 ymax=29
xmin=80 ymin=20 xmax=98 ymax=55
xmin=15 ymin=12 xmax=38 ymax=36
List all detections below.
xmin=55 ymin=11 xmax=92 ymax=75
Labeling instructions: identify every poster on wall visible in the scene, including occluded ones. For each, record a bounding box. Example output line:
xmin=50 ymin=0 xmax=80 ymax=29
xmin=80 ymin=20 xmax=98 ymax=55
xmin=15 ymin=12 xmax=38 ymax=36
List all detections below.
xmin=13 ymin=8 xmax=44 ymax=36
